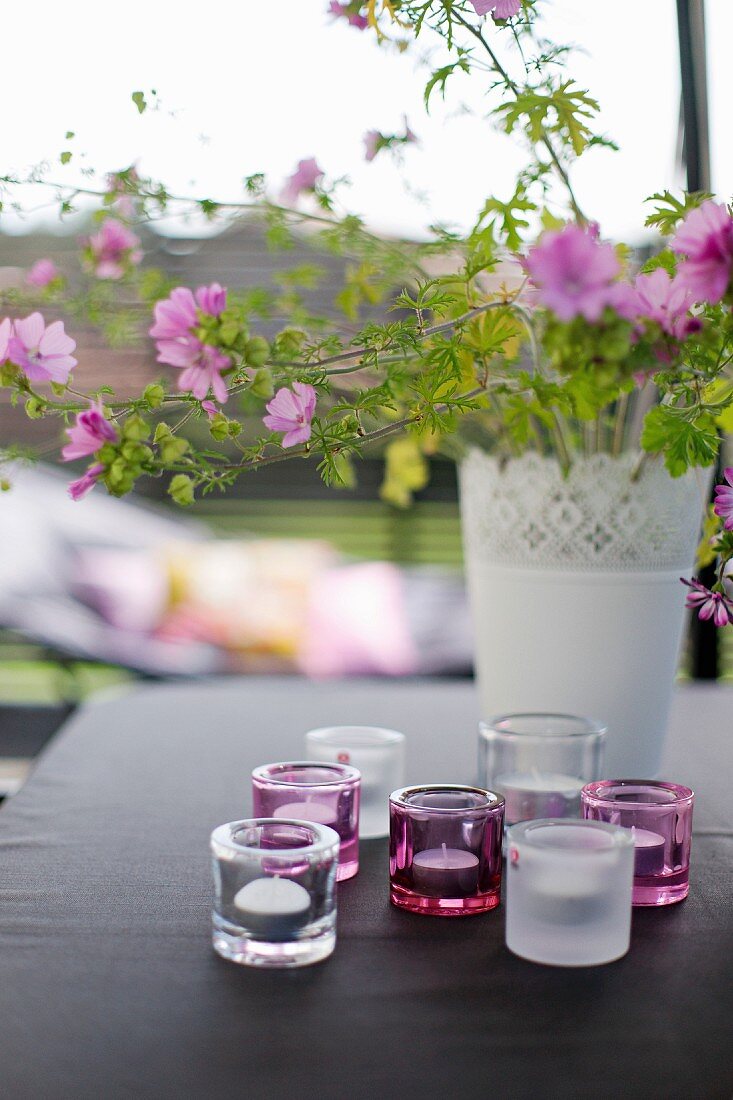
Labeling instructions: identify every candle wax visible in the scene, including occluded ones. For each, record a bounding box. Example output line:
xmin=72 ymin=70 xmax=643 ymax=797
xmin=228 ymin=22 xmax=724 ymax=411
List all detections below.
xmin=273 ymin=800 xmax=338 ymax=827
xmin=631 ymin=827 xmax=666 ymax=876
xmin=497 ymin=771 xmax=585 ymax=825
xmin=234 ymin=876 xmax=311 ymax=939
xmin=411 ymin=843 xmax=479 ymax=898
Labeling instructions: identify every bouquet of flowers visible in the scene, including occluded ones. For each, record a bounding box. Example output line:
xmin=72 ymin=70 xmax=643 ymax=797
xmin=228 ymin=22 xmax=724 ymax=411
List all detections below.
xmin=1 ymin=0 xmax=732 ymax=623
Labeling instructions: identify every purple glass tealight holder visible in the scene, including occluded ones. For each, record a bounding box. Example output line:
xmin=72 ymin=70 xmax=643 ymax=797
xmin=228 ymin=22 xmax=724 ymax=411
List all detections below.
xmin=581 ymin=780 xmax=694 ymax=906
xmin=252 ymin=762 xmax=361 ymax=881
xmin=389 ymin=785 xmax=504 ymax=916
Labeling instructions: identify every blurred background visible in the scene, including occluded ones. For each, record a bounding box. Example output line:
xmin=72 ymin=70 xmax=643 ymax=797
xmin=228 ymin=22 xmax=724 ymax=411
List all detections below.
xmin=0 ymin=0 xmax=730 ymax=792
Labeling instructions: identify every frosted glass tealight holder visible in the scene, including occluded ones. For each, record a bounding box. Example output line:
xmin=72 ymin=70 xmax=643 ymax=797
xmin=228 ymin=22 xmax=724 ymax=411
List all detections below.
xmin=305 ymin=726 xmax=406 ymax=838
xmin=505 ymin=818 xmax=634 ymax=967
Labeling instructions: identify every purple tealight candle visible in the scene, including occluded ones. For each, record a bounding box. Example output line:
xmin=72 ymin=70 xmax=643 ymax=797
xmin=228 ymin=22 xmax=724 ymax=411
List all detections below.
xmin=411 ymin=843 xmax=480 ymax=898
xmin=631 ymin=827 xmax=666 ymax=876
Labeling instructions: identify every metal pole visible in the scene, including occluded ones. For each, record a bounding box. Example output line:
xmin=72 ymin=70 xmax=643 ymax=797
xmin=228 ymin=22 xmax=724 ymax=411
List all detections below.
xmin=676 ymin=0 xmax=718 ymax=679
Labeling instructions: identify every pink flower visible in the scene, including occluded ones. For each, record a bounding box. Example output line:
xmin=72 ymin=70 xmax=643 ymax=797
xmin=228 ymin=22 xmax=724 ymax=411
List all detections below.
xmin=403 ymin=116 xmax=418 ymax=145
xmin=194 ymin=283 xmax=227 ymax=317
xmin=328 ymin=2 xmax=368 ymax=28
xmin=470 ymin=0 xmax=522 ymax=17
xmin=26 ymin=259 xmax=58 ymax=288
xmin=157 ymin=338 xmax=230 ymax=403
xmin=0 ymin=317 xmax=11 ymax=361
xmin=263 ymin=382 xmax=317 ymax=447
xmin=149 ymin=284 xmax=227 ymax=342
xmin=281 ymin=158 xmax=325 ymax=206
xmin=68 ymin=463 xmax=105 ymax=502
xmin=606 ymin=281 xmax=641 ymax=322
xmin=7 ymin=313 xmax=77 ymax=384
xmin=86 ymin=219 xmax=142 ymax=280
xmin=681 ymin=577 xmax=733 ymax=627
xmin=671 ymin=200 xmax=733 ymax=304
xmin=633 ymin=269 xmax=701 ymax=340
xmin=713 ymin=468 xmax=733 ymax=531
xmin=201 ymin=400 xmax=219 ymax=419
xmin=150 ymin=284 xmax=231 ymax=402
xmin=364 ymin=130 xmax=381 ymax=162
xmin=62 ymin=400 xmax=118 ymax=461
xmin=525 ymin=224 xmax=620 ymax=322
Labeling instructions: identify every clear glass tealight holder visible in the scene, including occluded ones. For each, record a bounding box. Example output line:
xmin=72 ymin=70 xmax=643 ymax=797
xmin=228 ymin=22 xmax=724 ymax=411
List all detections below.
xmin=252 ymin=762 xmax=361 ymax=881
xmin=211 ymin=818 xmax=340 ymax=968
xmin=305 ymin=726 xmax=406 ymax=839
xmin=505 ymin=819 xmax=634 ymax=967
xmin=479 ymin=713 xmax=605 ymax=826
xmin=389 ymin=785 xmax=504 ymax=916
xmin=581 ymin=780 xmax=694 ymax=906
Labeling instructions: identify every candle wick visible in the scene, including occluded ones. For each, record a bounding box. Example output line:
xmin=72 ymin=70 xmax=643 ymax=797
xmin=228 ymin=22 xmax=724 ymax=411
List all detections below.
xmin=441 ymin=842 xmax=448 ymax=865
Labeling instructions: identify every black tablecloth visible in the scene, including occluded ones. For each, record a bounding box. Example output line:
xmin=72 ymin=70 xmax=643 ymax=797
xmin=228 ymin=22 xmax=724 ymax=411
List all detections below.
xmin=0 ymin=678 xmax=731 ymax=1100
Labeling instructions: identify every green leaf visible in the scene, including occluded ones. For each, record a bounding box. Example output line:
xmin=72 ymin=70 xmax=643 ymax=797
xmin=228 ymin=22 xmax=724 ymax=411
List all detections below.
xmin=424 ymin=58 xmax=470 ymax=112
xmin=60 ymin=151 xmax=72 ymax=165
xmin=131 ymin=91 xmax=147 ymax=115
xmin=644 ymin=190 xmax=714 ymax=235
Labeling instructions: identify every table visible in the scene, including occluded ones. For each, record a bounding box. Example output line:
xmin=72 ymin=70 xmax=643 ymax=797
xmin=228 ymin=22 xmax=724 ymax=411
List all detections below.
xmin=0 ymin=678 xmax=731 ymax=1099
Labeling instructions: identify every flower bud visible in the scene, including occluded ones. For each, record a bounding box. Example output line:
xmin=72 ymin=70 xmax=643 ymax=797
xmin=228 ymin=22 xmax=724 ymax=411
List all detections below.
xmin=122 ymin=414 xmax=151 ymax=441
xmin=143 ymin=383 xmax=165 ymax=409
xmin=168 ymin=474 xmax=195 ymax=506
xmin=245 ymin=336 xmax=270 ymax=367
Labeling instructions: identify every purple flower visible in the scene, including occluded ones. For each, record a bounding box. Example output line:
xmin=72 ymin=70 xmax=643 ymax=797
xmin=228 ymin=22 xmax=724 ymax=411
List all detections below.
xmin=633 ymin=269 xmax=701 ymax=340
xmin=281 ymin=158 xmax=325 ymax=205
xmin=328 ymin=2 xmax=368 ymax=28
xmin=681 ymin=577 xmax=733 ymax=627
xmin=364 ymin=130 xmax=381 ymax=163
xmin=525 ymin=224 xmax=620 ymax=322
xmin=8 ymin=313 xmax=77 ymax=384
xmin=149 ymin=284 xmax=227 ymax=343
xmin=26 ymin=259 xmax=58 ymax=288
xmin=606 ymin=281 xmax=641 ymax=322
xmin=68 ymin=462 xmax=105 ymax=502
xmin=86 ymin=219 xmax=142 ymax=280
xmin=671 ymin=200 xmax=733 ymax=304
xmin=201 ymin=400 xmax=219 ymax=420
xmin=157 ymin=339 xmax=231 ymax=403
xmin=0 ymin=317 xmax=11 ymax=361
xmin=263 ymin=382 xmax=317 ymax=447
xmin=194 ymin=283 xmax=227 ymax=317
xmin=713 ymin=468 xmax=733 ymax=531
xmin=470 ymin=0 xmax=522 ymax=17
xmin=62 ymin=400 xmax=118 ymax=461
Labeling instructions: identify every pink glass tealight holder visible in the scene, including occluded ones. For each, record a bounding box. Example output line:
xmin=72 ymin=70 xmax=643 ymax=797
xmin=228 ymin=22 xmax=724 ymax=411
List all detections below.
xmin=389 ymin=785 xmax=504 ymax=916
xmin=252 ymin=762 xmax=361 ymax=881
xmin=581 ymin=780 xmax=694 ymax=906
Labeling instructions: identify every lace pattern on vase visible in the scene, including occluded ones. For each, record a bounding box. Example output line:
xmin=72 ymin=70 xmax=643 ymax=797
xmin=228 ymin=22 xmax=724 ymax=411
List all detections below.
xmin=459 ymin=450 xmax=708 ymax=572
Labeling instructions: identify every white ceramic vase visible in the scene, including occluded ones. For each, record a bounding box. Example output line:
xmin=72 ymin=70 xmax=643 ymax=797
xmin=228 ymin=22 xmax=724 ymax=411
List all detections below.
xmin=459 ymin=449 xmax=709 ymax=778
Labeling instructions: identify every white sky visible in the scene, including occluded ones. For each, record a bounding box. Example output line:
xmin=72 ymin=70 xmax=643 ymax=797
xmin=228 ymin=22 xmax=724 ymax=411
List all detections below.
xmin=3 ymin=0 xmax=732 ymax=245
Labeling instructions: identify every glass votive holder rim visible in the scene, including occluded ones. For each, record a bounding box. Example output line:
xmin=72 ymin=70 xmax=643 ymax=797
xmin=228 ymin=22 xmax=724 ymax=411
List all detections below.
xmin=390 ymin=784 xmax=504 ymax=815
xmin=582 ymin=779 xmax=694 ymax=808
xmin=252 ymin=760 xmax=361 ymax=789
xmin=306 ymin=725 xmax=405 ymax=749
xmin=480 ymin=712 xmax=607 ymax=742
xmin=211 ymin=818 xmax=341 ymax=858
xmin=509 ymin=817 xmax=635 ymax=855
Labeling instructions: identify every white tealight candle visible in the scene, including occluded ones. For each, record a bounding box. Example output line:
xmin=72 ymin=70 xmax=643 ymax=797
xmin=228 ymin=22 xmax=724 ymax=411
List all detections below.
xmin=411 ymin=842 xmax=480 ymax=898
xmin=234 ymin=876 xmax=311 ymax=939
xmin=497 ymin=770 xmax=586 ymax=824
xmin=273 ymin=800 xmax=338 ymax=826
